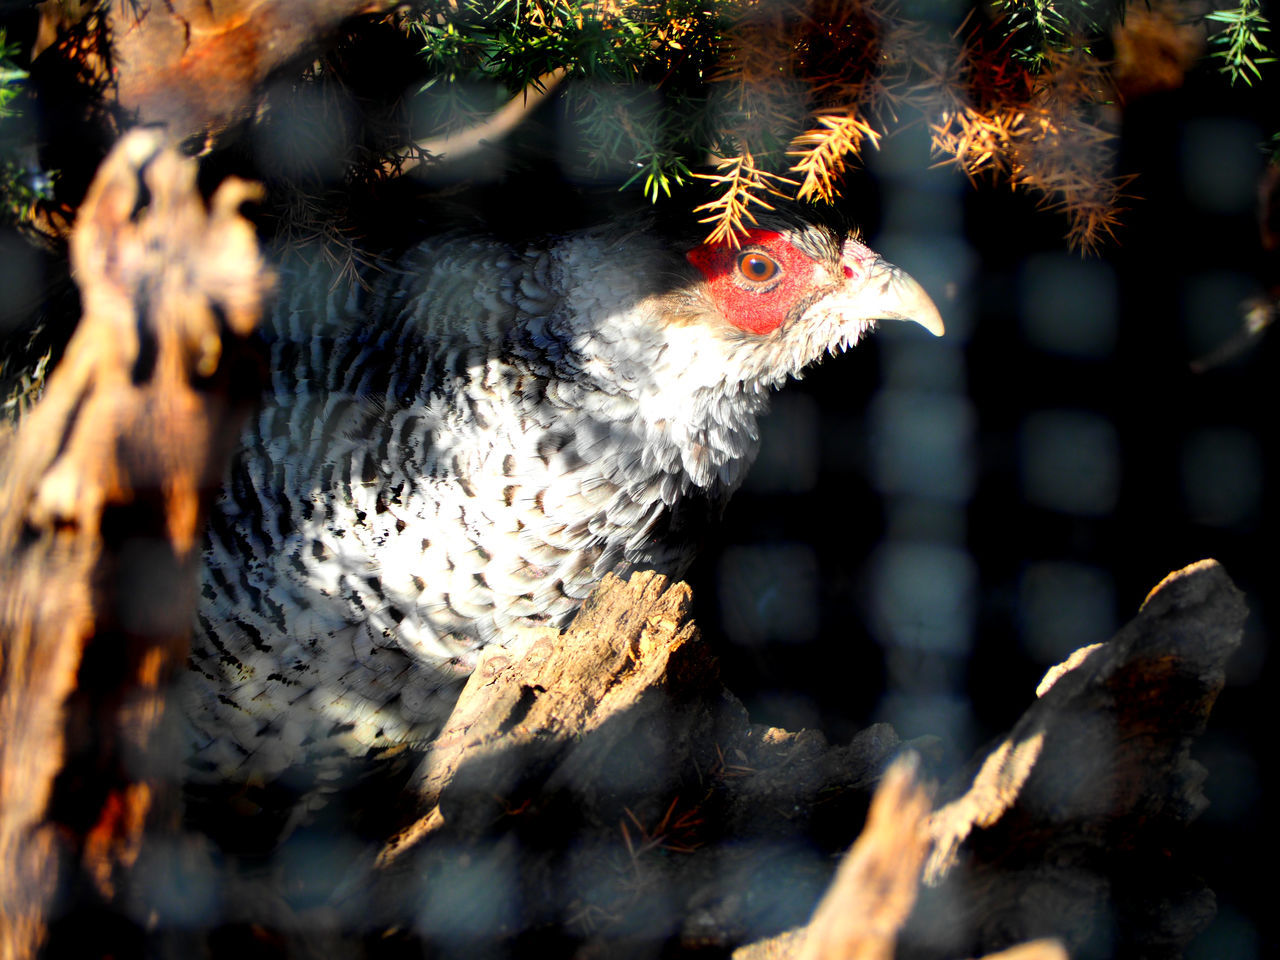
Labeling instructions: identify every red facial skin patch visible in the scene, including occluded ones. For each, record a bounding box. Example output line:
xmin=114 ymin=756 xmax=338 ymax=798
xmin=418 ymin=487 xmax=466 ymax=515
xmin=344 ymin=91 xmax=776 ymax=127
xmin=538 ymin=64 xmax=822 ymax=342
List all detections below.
xmin=686 ymin=229 xmax=825 ymax=336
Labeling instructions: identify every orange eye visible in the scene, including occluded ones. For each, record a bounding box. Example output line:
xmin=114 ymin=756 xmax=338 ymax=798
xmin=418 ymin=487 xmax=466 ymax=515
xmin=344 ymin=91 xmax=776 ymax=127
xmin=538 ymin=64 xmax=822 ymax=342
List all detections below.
xmin=737 ymin=251 xmax=780 ymax=283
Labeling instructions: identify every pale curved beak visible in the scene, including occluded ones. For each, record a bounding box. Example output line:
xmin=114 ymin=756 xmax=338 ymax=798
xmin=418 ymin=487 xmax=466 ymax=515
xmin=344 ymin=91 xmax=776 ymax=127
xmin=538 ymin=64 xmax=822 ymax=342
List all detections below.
xmin=864 ymin=257 xmax=945 ymax=337
xmin=842 ymin=238 xmax=945 ymax=337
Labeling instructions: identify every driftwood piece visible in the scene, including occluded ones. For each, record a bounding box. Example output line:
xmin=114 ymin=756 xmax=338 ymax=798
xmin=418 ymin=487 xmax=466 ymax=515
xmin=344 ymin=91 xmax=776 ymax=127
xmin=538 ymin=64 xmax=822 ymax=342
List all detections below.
xmin=200 ymin=558 xmax=1237 ymax=959
xmin=182 ymin=572 xmax=903 ymax=953
xmin=735 ymin=558 xmax=1244 ymax=960
xmin=411 ymin=570 xmax=901 ymax=840
xmin=733 ymin=760 xmax=1067 ymax=960
xmin=794 ymin=754 xmax=933 ymax=960
xmin=357 ymin=558 xmax=1239 ymax=958
xmin=904 ymin=558 xmax=1244 ymax=959
xmin=401 ymin=571 xmax=718 ymax=842
xmin=341 ymin=570 xmax=907 ymax=953
xmin=0 ymin=130 xmax=269 ymax=959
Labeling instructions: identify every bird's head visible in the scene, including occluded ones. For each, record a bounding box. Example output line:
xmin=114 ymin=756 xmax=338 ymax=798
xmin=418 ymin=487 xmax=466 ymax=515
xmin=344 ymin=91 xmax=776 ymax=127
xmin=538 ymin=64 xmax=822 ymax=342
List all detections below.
xmin=677 ymin=218 xmax=943 ymax=388
xmin=567 ymin=214 xmax=942 ymax=490
xmin=623 ymin=215 xmax=942 ymax=413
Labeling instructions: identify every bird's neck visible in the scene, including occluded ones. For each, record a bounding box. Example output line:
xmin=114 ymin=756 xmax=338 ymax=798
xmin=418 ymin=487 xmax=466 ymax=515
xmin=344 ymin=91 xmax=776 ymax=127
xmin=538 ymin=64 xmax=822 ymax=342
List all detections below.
xmin=549 ymin=309 xmax=773 ymax=496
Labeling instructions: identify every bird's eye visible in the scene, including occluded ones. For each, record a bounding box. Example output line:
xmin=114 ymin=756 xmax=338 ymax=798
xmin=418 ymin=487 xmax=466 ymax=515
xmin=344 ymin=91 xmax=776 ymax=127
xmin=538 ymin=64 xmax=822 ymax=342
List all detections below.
xmin=737 ymin=251 xmax=780 ymax=284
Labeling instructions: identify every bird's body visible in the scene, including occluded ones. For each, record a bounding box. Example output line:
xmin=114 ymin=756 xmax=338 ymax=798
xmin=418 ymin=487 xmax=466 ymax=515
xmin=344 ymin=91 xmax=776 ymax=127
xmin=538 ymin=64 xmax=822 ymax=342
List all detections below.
xmin=185 ymin=213 xmax=941 ymax=785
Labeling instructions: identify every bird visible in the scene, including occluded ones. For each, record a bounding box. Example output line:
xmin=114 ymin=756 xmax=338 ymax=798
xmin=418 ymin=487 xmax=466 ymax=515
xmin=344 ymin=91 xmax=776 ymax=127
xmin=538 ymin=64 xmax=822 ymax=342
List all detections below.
xmin=183 ymin=209 xmax=943 ymax=790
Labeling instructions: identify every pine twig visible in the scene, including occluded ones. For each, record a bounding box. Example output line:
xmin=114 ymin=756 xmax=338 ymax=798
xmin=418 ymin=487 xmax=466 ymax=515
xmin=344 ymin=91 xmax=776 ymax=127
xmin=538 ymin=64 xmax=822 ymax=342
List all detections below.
xmin=1207 ymin=0 xmax=1275 ymax=86
xmin=788 ymin=112 xmax=882 ymax=203
xmin=692 ymin=152 xmax=798 ymax=247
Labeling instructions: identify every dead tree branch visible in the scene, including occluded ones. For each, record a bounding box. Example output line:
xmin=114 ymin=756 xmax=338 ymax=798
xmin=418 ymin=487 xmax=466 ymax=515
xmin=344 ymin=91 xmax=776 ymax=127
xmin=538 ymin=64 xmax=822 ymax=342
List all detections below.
xmin=0 ymin=129 xmax=270 ymax=960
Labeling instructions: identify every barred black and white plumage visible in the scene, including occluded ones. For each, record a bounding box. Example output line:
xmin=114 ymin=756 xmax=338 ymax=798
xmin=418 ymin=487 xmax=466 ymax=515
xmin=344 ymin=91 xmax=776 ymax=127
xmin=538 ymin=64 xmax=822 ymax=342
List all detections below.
xmin=184 ymin=214 xmax=943 ymax=787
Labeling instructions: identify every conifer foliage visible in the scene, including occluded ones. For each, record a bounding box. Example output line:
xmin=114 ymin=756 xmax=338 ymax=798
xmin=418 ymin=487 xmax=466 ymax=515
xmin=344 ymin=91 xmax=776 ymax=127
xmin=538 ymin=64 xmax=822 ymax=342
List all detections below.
xmin=401 ymin=0 xmax=1273 ymax=251
xmin=0 ymin=2 xmax=1273 ymax=254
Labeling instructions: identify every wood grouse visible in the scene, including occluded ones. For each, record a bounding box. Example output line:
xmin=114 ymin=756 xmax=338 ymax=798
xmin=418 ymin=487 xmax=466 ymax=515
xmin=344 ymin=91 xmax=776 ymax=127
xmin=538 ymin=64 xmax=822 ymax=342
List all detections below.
xmin=185 ymin=210 xmax=943 ymax=790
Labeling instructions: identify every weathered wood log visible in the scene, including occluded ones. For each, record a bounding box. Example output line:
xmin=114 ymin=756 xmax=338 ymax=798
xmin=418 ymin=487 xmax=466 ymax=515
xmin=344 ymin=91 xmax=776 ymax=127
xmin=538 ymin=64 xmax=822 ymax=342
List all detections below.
xmin=399 ymin=571 xmax=721 ymax=846
xmin=733 ymin=760 xmax=1067 ymax=960
xmin=0 ymin=130 xmax=269 ymax=959
xmin=194 ymin=559 xmax=1242 ymax=959
xmin=406 ymin=570 xmax=902 ymax=849
xmin=186 ymin=572 xmax=904 ymax=953
xmin=734 ymin=558 xmax=1243 ymax=960
xmin=904 ymin=558 xmax=1243 ymax=959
